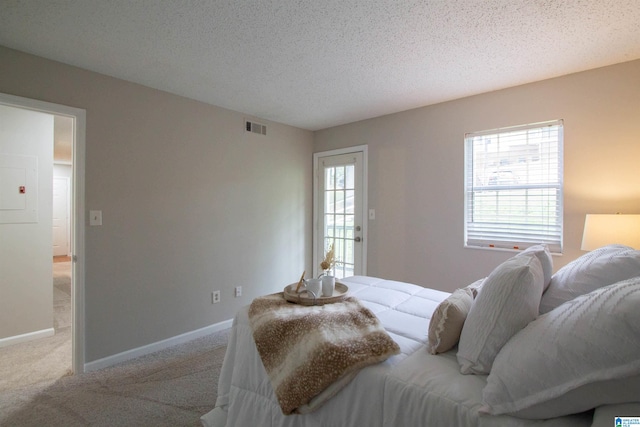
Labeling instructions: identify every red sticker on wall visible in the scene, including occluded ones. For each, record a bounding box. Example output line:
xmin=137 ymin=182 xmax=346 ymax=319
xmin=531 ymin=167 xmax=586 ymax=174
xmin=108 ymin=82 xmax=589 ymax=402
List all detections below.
xmin=19 ymin=186 xmax=26 ymax=194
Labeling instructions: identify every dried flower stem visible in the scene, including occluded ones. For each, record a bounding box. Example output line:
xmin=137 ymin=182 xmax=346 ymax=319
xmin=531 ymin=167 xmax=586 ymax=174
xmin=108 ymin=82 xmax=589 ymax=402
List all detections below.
xmin=320 ymin=243 xmax=336 ymax=273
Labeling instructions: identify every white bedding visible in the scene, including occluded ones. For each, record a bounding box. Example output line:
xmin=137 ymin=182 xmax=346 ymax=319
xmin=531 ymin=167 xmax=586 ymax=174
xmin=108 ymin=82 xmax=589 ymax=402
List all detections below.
xmin=202 ymin=276 xmax=593 ymax=427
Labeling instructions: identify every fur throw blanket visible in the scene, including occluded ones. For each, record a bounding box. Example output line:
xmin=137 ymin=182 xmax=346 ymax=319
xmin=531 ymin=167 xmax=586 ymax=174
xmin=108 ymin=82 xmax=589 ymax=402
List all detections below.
xmin=248 ymin=293 xmax=400 ymax=415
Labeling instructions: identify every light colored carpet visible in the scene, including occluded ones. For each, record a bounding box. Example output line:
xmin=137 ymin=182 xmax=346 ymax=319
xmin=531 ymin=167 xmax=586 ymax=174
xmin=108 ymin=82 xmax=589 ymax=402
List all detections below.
xmin=0 ymin=262 xmax=73 ymax=394
xmin=0 ymin=262 xmax=230 ymax=426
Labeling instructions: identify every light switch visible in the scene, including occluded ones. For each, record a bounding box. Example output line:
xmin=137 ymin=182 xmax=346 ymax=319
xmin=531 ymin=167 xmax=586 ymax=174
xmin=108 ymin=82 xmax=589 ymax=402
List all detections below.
xmin=89 ymin=210 xmax=102 ymax=226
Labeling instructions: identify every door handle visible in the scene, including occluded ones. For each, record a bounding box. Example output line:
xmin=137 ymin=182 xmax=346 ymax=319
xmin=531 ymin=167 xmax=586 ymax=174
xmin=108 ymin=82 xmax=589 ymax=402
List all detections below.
xmin=354 ymin=236 xmax=361 ymax=242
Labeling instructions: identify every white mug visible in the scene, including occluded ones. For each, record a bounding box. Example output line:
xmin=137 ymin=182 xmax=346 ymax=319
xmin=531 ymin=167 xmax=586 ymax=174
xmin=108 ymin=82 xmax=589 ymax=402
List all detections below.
xmin=305 ymin=278 xmax=322 ymax=298
xmin=322 ymin=276 xmax=335 ymax=297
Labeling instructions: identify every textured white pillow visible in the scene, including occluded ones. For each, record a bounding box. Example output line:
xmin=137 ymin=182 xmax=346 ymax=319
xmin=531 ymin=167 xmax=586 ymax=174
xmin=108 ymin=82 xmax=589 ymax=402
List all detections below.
xmin=482 ymin=277 xmax=640 ymax=419
xmin=539 ymin=244 xmax=640 ymax=313
xmin=516 ymin=244 xmax=553 ymax=290
xmin=457 ymin=253 xmax=544 ymax=374
xmin=427 ymin=287 xmax=475 ymax=355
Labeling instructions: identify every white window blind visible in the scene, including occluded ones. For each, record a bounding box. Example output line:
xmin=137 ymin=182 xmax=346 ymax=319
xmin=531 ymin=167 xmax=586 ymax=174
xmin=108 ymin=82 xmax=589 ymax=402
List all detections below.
xmin=464 ymin=120 xmax=563 ymax=253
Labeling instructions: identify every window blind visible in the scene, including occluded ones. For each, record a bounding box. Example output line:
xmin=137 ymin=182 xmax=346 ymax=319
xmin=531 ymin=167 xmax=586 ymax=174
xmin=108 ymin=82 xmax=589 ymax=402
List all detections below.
xmin=464 ymin=120 xmax=563 ymax=253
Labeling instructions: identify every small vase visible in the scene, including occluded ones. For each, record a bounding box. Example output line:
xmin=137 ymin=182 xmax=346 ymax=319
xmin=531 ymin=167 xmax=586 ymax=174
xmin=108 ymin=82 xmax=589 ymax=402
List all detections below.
xmin=322 ymin=275 xmax=335 ymax=297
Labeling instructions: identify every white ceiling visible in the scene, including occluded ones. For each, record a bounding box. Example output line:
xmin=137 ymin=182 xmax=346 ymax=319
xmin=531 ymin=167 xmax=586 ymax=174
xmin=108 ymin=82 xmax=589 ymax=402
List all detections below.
xmin=1 ymin=1 xmax=639 ymax=131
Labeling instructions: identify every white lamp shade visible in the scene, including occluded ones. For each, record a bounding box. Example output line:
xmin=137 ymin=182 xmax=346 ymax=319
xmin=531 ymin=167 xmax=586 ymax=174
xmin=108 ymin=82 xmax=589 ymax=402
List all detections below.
xmin=581 ymin=214 xmax=640 ymax=251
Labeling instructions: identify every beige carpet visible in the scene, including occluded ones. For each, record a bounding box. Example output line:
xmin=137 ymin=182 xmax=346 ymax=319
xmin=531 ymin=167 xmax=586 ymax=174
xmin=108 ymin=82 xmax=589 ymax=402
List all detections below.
xmin=0 ymin=262 xmax=230 ymax=426
xmin=0 ymin=262 xmax=73 ymax=394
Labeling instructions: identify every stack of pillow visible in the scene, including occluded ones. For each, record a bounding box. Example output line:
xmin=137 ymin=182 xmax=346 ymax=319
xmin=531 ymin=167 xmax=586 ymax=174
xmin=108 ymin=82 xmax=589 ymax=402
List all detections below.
xmin=426 ymin=244 xmax=640 ymax=419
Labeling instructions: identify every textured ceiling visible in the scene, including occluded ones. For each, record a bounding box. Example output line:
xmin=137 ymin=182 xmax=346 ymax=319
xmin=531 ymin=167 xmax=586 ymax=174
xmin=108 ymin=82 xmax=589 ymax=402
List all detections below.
xmin=1 ymin=1 xmax=639 ymax=131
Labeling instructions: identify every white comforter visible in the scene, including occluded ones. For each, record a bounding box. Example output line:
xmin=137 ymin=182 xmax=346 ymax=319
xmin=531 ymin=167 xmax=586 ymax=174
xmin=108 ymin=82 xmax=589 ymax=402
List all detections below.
xmin=202 ymin=276 xmax=593 ymax=427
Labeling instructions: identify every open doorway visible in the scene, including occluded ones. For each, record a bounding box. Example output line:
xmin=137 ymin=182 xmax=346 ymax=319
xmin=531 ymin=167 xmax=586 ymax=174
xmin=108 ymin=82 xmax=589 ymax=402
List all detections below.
xmin=53 ymin=115 xmax=73 ymax=260
xmin=51 ymin=115 xmax=73 ymax=377
xmin=0 ymin=92 xmax=86 ymax=375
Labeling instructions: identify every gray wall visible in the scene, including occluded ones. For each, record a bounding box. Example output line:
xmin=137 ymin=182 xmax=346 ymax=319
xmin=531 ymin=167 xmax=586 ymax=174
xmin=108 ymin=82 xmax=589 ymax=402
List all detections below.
xmin=314 ymin=60 xmax=640 ymax=291
xmin=0 ymin=105 xmax=54 ymax=340
xmin=0 ymin=45 xmax=314 ymax=361
xmin=3 ymin=42 xmax=639 ymax=362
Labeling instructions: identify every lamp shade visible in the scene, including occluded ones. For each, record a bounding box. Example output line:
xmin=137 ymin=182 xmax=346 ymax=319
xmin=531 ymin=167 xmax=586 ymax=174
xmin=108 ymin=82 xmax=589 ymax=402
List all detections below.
xmin=581 ymin=214 xmax=640 ymax=251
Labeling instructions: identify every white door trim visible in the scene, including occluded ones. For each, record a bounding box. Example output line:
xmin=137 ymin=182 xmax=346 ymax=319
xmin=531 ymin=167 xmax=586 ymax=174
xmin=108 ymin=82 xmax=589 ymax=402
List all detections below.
xmin=0 ymin=92 xmax=86 ymax=374
xmin=313 ymin=145 xmax=368 ymax=278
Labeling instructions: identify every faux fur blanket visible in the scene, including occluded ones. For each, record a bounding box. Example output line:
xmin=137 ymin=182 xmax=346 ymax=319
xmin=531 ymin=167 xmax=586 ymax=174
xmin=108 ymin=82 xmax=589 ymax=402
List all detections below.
xmin=248 ymin=293 xmax=400 ymax=415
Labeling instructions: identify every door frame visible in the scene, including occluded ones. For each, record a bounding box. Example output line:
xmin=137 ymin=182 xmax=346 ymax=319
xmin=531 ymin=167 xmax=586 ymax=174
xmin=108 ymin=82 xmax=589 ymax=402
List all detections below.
xmin=0 ymin=92 xmax=86 ymax=374
xmin=313 ymin=145 xmax=368 ymax=278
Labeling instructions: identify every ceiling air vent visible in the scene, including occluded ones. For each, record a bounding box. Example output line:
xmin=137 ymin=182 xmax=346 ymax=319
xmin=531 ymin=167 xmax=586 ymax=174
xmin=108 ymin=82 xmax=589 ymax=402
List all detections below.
xmin=245 ymin=120 xmax=267 ymax=136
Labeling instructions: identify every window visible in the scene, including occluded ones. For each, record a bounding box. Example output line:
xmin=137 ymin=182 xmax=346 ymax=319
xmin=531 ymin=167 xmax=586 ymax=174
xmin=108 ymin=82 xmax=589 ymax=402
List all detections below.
xmin=464 ymin=120 xmax=563 ymax=253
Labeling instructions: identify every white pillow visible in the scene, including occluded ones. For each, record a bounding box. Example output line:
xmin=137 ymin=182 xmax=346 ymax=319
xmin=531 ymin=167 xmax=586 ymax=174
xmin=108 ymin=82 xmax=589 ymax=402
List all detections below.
xmin=482 ymin=277 xmax=640 ymax=419
xmin=516 ymin=244 xmax=553 ymax=290
xmin=592 ymin=403 xmax=640 ymax=426
xmin=539 ymin=244 xmax=640 ymax=313
xmin=427 ymin=287 xmax=475 ymax=354
xmin=457 ymin=253 xmax=544 ymax=374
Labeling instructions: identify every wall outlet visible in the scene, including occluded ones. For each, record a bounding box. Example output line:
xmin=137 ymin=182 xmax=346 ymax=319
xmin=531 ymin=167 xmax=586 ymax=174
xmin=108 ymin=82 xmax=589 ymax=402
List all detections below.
xmin=234 ymin=286 xmax=242 ymax=297
xmin=212 ymin=290 xmax=221 ymax=304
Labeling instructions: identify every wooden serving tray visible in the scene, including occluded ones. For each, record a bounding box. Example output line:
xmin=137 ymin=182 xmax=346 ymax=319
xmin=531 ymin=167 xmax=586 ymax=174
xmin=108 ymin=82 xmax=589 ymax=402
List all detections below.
xmin=283 ymin=282 xmax=349 ymax=306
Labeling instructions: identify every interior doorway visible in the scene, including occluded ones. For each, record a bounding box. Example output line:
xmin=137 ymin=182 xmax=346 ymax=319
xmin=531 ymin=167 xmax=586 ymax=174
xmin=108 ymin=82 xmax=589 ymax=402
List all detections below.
xmin=53 ymin=115 xmax=73 ymax=258
xmin=0 ymin=92 xmax=86 ymax=374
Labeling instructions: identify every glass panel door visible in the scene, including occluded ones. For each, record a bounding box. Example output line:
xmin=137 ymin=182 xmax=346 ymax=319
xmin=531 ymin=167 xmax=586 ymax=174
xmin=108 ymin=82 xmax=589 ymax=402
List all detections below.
xmin=316 ymin=151 xmax=364 ymax=279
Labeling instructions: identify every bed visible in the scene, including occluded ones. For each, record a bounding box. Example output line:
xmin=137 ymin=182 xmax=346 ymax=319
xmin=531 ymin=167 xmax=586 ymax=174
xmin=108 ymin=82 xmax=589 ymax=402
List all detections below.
xmin=201 ymin=244 xmax=640 ymax=427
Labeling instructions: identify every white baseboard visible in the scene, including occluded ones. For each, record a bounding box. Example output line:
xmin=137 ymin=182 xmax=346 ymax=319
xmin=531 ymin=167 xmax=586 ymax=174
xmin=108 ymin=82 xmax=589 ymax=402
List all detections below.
xmin=0 ymin=328 xmax=55 ymax=348
xmin=84 ymin=319 xmax=233 ymax=372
